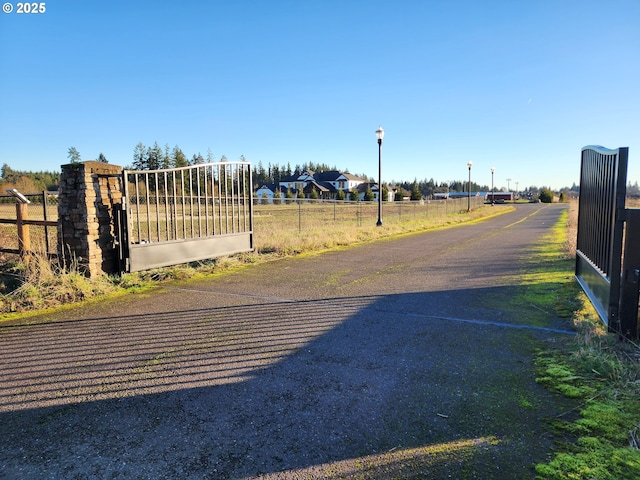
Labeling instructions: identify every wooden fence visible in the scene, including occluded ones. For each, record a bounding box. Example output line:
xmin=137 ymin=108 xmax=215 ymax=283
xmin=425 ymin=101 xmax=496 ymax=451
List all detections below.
xmin=0 ymin=191 xmax=58 ymax=259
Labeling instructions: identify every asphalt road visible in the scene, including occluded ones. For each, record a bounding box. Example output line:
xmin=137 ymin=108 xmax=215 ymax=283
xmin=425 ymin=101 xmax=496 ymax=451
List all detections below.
xmin=0 ymin=203 xmax=575 ymax=479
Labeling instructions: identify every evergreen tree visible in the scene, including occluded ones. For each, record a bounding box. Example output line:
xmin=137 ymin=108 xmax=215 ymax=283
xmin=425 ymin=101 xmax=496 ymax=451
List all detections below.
xmin=67 ymin=147 xmax=81 ymax=163
xmin=171 ymin=146 xmax=189 ymax=168
xmin=161 ymin=144 xmax=171 ymax=169
xmin=1 ymin=164 xmax=13 ymax=179
xmin=382 ymin=184 xmax=389 ymax=202
xmin=192 ymin=153 xmax=205 ymax=165
xmin=255 ymin=161 xmax=267 ymax=186
xmin=411 ymin=181 xmax=422 ymax=200
xmin=272 ymin=164 xmax=281 ymax=184
xmin=97 ymin=152 xmax=108 ymax=163
xmin=132 ymin=143 xmax=146 ymax=170
xmin=364 ymin=185 xmax=374 ymax=201
xmin=146 ymin=142 xmax=163 ymax=170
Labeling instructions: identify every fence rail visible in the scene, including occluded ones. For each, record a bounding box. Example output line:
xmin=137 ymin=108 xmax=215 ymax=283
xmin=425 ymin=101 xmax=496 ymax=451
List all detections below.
xmin=0 ymin=191 xmax=58 ymax=258
xmin=252 ymin=196 xmax=486 ymax=233
xmin=1 ymin=191 xmax=485 ymax=263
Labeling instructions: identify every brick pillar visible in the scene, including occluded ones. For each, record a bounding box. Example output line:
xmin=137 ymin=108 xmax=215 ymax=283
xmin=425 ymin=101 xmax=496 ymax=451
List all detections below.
xmin=58 ymin=161 xmax=123 ymax=277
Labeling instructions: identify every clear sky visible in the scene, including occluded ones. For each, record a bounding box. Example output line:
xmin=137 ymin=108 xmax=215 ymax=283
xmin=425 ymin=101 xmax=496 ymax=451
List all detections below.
xmin=1 ymin=0 xmax=638 ymax=191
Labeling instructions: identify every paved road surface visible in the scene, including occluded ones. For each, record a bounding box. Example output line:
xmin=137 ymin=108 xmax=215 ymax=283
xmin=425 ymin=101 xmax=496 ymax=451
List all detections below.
xmin=0 ymin=203 xmax=575 ymax=479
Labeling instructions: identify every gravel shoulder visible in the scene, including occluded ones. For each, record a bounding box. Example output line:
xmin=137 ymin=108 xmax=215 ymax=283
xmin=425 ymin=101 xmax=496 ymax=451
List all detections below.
xmin=0 ymin=203 xmax=576 ymax=479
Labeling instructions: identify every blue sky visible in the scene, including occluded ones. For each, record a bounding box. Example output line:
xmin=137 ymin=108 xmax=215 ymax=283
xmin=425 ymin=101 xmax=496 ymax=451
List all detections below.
xmin=1 ymin=0 xmax=638 ymax=191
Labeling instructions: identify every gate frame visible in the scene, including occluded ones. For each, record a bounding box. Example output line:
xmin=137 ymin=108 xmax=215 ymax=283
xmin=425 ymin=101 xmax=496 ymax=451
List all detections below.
xmin=121 ymin=161 xmax=254 ymax=273
xmin=575 ymin=145 xmax=639 ymax=338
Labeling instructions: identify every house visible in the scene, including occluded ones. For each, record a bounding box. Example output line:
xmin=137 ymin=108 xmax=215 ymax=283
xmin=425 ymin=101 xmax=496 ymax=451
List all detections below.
xmin=255 ymin=183 xmax=297 ymax=203
xmin=356 ymin=182 xmax=379 ymax=201
xmin=277 ymin=170 xmax=369 ymax=200
xmin=255 ymin=169 xmax=397 ymax=202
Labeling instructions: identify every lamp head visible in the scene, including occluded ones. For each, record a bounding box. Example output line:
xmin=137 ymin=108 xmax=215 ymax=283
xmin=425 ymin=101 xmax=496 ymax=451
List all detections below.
xmin=375 ymin=126 xmax=384 ymax=142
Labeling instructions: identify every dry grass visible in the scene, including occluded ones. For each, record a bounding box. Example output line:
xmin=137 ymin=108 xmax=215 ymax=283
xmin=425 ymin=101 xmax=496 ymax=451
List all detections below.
xmin=565 ymin=198 xmax=578 ymax=258
xmin=0 ymin=254 xmax=118 ymax=314
xmin=0 ymin=199 xmax=501 ymax=315
xmin=253 ymin=198 xmax=493 ymax=255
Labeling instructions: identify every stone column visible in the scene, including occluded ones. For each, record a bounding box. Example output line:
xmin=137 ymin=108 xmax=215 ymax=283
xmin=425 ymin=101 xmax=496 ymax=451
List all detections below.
xmin=58 ymin=161 xmax=123 ymax=277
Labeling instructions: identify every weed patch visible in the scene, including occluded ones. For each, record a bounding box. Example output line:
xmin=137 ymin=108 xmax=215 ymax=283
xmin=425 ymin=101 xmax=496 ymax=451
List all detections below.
xmin=533 ymin=202 xmax=640 ymax=479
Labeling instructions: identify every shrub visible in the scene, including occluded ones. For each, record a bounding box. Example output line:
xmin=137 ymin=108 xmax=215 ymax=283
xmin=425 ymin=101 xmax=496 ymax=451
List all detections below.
xmin=539 ymin=188 xmax=554 ymax=203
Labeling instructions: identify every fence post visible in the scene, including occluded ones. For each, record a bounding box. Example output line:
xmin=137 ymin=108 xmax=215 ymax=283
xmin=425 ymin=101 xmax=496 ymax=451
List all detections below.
xmin=58 ymin=161 xmax=124 ymax=277
xmin=16 ymin=203 xmax=31 ymax=262
xmin=619 ymin=208 xmax=640 ymax=339
xmin=42 ymin=190 xmax=51 ymax=255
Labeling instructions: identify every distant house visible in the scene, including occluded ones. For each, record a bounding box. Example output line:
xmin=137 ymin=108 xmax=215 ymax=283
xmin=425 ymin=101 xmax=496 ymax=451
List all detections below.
xmin=355 ymin=182 xmax=379 ymax=201
xmin=276 ymin=170 xmax=369 ymax=200
xmin=254 ymin=170 xmax=404 ymax=202
xmin=255 ymin=183 xmax=296 ymax=203
xmin=432 ymin=191 xmax=514 ymax=202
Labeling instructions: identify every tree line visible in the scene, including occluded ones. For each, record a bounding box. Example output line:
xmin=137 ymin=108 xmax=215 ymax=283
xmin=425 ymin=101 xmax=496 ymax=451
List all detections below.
xmin=6 ymin=143 xmax=639 ymax=198
xmin=0 ymin=164 xmax=60 ymax=193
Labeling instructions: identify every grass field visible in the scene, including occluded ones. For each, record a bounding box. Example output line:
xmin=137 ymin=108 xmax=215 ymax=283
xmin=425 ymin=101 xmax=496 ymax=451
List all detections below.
xmin=1 ymin=196 xmax=487 ymax=261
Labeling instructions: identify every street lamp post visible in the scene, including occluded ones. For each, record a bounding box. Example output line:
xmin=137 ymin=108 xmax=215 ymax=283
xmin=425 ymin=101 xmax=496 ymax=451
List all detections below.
xmin=491 ymin=167 xmax=495 ymax=205
xmin=467 ymin=161 xmax=473 ymax=212
xmin=375 ymin=126 xmax=384 ymax=226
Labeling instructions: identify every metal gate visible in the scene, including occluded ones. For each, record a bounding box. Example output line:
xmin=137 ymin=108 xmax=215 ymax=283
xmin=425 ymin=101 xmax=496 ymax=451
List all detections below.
xmin=121 ymin=161 xmax=253 ymax=272
xmin=575 ymin=145 xmax=639 ymax=338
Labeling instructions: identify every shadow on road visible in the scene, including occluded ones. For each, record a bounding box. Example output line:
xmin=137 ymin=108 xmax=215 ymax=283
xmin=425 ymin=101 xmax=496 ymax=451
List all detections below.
xmin=0 ymin=287 xmax=574 ymax=479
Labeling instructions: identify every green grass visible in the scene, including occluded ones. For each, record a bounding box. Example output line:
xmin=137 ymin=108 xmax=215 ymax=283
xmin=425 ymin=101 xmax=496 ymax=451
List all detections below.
xmin=530 ymin=208 xmax=640 ymax=479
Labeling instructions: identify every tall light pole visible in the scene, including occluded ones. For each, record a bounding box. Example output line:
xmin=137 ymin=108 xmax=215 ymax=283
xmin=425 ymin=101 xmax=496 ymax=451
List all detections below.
xmin=376 ymin=126 xmax=384 ymax=226
xmin=491 ymin=167 xmax=495 ymax=205
xmin=467 ymin=161 xmax=473 ymax=212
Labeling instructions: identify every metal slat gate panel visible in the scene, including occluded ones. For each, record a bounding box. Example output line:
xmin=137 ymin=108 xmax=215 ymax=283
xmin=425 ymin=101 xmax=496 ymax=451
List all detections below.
xmin=575 ymin=146 xmax=628 ymax=331
xmin=122 ymin=162 xmax=253 ymax=272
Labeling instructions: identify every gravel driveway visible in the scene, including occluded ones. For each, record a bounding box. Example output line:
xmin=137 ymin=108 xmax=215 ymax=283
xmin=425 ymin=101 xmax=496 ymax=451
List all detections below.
xmin=0 ymin=203 xmax=575 ymax=479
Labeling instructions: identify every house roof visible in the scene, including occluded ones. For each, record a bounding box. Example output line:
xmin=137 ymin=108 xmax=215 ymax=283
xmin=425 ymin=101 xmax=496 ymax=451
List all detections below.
xmin=257 ymin=183 xmax=296 ymax=194
xmin=315 ymin=171 xmax=367 ymax=182
xmin=280 ymin=170 xmax=367 ymax=184
xmin=356 ymin=182 xmax=379 ymax=193
xmin=314 ymin=171 xmax=342 ymax=182
xmin=342 ymin=172 xmax=367 ymax=181
xmin=303 ymin=180 xmax=334 ymax=193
